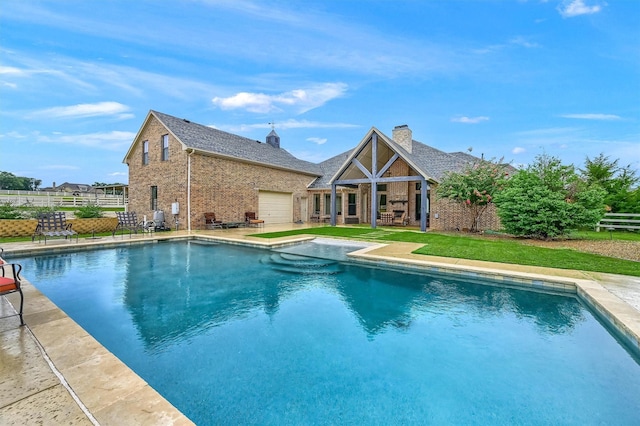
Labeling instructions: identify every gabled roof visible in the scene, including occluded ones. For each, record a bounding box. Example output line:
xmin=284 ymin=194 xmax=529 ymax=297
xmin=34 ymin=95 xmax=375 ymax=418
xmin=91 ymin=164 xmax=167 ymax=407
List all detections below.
xmin=124 ymin=110 xmax=321 ymax=176
xmin=402 ymin=142 xmax=475 ymax=182
xmin=311 ymin=127 xmax=477 ymax=190
xmin=308 ymin=151 xmax=354 ymax=189
xmin=124 ymin=111 xmax=487 ymax=188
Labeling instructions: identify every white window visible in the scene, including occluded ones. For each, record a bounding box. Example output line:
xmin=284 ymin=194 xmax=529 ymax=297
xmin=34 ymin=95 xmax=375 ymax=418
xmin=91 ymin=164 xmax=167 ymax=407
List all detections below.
xmin=142 ymin=141 xmax=149 ymax=165
xmin=161 ymin=134 xmax=169 ymax=161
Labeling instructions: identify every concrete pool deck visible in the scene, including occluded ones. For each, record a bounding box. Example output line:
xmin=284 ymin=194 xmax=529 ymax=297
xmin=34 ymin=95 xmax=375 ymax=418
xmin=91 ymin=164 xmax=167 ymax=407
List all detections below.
xmin=1 ymin=225 xmax=639 ymax=425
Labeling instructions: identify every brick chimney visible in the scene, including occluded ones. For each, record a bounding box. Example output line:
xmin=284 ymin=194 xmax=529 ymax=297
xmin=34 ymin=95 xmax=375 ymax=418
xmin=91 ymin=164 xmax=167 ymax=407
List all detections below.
xmin=392 ymin=124 xmax=412 ymax=153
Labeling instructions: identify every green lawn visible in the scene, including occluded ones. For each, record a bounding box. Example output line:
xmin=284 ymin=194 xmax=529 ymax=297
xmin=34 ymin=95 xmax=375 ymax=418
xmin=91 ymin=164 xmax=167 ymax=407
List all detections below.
xmin=254 ymin=226 xmax=640 ymax=277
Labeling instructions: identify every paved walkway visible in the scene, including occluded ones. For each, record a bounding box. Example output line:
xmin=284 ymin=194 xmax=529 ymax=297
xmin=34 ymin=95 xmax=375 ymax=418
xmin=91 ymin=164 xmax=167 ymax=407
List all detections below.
xmin=1 ymin=225 xmax=639 ymax=425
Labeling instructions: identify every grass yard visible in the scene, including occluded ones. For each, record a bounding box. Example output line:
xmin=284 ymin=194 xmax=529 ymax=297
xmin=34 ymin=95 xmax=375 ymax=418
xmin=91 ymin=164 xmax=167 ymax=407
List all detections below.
xmin=254 ymin=226 xmax=640 ymax=277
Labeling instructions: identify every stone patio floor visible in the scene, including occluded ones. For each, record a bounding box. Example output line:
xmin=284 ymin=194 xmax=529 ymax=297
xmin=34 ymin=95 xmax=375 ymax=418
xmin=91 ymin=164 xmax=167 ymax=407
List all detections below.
xmin=1 ymin=224 xmax=639 ymax=425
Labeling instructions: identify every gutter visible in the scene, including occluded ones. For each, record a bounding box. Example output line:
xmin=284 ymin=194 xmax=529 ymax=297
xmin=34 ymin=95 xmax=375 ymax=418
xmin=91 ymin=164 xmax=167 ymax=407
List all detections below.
xmin=187 ymin=149 xmax=195 ymax=232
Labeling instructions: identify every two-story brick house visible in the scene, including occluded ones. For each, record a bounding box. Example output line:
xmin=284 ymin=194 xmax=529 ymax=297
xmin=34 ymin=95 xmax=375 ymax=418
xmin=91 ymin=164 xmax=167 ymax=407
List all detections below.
xmin=123 ymin=110 xmax=501 ymax=232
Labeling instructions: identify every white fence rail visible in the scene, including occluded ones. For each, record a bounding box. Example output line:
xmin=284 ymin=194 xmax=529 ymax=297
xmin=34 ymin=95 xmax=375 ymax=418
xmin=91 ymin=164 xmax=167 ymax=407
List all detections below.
xmin=0 ymin=190 xmax=127 ymax=208
xmin=596 ymin=213 xmax=640 ymax=232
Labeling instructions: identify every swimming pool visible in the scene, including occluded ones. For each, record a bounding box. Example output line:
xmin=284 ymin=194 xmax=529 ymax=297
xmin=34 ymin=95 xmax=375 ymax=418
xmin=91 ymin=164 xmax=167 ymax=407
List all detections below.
xmin=14 ymin=240 xmax=640 ymax=425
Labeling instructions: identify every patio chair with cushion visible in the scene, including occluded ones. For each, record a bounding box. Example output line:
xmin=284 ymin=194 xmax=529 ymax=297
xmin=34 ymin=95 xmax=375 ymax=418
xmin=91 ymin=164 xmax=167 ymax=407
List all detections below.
xmin=245 ymin=212 xmax=265 ymax=227
xmin=0 ymin=261 xmax=25 ymax=325
xmin=32 ymin=212 xmax=78 ymax=244
xmin=204 ymin=212 xmax=223 ymax=229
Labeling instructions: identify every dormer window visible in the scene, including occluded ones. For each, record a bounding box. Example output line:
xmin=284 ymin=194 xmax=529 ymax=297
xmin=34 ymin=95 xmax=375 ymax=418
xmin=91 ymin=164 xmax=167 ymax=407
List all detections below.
xmin=161 ymin=134 xmax=169 ymax=161
xmin=142 ymin=140 xmax=149 ymax=165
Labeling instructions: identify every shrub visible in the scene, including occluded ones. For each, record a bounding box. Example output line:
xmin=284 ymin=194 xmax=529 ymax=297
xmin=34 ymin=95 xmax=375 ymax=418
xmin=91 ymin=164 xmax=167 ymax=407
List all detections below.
xmin=494 ymin=154 xmax=606 ymax=239
xmin=25 ymin=206 xmax=57 ymax=219
xmin=0 ymin=201 xmax=23 ymax=219
xmin=74 ymin=203 xmax=104 ymax=218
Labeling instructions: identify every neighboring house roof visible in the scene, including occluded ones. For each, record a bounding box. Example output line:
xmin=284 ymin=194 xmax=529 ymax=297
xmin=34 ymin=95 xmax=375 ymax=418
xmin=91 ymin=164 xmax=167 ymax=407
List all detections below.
xmin=126 ymin=111 xmax=322 ymax=176
xmin=40 ymin=182 xmax=94 ymax=192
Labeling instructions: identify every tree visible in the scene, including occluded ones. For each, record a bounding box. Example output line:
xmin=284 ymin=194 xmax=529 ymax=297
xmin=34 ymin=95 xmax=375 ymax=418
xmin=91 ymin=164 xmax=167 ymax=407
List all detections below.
xmin=0 ymin=171 xmax=40 ymax=190
xmin=494 ymin=154 xmax=606 ymax=239
xmin=580 ymin=153 xmax=639 ymax=213
xmin=436 ymin=158 xmax=510 ymax=232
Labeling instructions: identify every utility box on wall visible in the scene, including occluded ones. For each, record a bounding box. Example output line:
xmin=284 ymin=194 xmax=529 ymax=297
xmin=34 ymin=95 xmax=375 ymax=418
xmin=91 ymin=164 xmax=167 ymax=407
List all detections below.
xmin=171 ymin=202 xmax=180 ymax=215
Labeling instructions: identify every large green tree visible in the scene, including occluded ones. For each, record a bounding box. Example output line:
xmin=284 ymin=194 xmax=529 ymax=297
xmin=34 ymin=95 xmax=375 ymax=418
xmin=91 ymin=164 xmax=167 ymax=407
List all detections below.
xmin=0 ymin=171 xmax=41 ymax=190
xmin=494 ymin=154 xmax=606 ymax=239
xmin=436 ymin=158 xmax=510 ymax=232
xmin=580 ymin=153 xmax=640 ymax=213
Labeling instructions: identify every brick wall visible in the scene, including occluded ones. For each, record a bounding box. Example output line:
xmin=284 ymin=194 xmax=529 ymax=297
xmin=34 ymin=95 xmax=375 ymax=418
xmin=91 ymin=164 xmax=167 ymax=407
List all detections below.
xmin=429 ymin=198 xmax=501 ymax=231
xmin=189 ymin=154 xmax=315 ymax=228
xmin=125 ymin=115 xmax=502 ymax=232
xmin=127 ymin=115 xmax=316 ymax=230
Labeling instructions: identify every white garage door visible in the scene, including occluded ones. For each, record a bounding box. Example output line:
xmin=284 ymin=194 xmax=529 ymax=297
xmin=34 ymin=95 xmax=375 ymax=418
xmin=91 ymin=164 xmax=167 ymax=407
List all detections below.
xmin=258 ymin=191 xmax=292 ymax=224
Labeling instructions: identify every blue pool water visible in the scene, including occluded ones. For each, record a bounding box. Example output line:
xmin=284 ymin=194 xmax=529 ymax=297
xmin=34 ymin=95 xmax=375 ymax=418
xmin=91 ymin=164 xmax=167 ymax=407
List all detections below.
xmin=14 ymin=240 xmax=640 ymax=425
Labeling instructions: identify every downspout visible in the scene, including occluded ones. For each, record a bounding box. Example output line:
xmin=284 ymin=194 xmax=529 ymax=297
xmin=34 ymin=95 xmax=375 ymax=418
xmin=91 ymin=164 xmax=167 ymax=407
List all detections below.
xmin=187 ymin=149 xmax=194 ymax=232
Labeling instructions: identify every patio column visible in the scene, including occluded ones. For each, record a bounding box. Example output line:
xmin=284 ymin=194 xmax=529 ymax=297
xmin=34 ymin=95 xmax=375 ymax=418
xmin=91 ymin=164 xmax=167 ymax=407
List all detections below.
xmin=370 ymin=133 xmax=378 ymax=229
xmin=420 ymin=178 xmax=428 ymax=232
xmin=330 ymin=184 xmax=337 ymax=226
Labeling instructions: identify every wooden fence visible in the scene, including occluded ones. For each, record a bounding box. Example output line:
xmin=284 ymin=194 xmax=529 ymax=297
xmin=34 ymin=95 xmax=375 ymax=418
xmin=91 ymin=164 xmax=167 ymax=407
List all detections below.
xmin=0 ymin=190 xmax=127 ymax=208
xmin=595 ymin=213 xmax=640 ymax=232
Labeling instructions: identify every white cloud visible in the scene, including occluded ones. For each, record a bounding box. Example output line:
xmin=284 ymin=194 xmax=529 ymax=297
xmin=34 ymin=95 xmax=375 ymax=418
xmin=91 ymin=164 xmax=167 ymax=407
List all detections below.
xmin=558 ymin=0 xmax=604 ymax=18
xmin=37 ymin=130 xmax=135 ymax=150
xmin=512 ymin=147 xmax=526 ymax=154
xmin=307 ymin=137 xmax=327 ymax=145
xmin=0 ymin=131 xmax=28 ymax=139
xmin=509 ymin=36 xmax=540 ymax=48
xmin=0 ymin=66 xmax=25 ymax=75
xmin=451 ymin=116 xmax=490 ymax=124
xmin=32 ymin=102 xmax=133 ymax=120
xmin=212 ymin=83 xmax=348 ymax=114
xmin=560 ymin=113 xmax=621 ymax=121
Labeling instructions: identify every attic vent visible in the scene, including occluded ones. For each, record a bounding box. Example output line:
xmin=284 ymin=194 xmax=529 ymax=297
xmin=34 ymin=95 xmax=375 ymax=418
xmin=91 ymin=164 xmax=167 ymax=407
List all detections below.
xmin=183 ymin=119 xmax=190 ymax=123
xmin=256 ymin=140 xmax=261 ymax=143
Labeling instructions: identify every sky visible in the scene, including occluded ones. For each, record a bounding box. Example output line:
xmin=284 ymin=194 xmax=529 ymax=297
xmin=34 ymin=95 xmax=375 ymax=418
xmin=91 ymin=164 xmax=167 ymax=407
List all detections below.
xmin=1 ymin=0 xmax=639 ymax=187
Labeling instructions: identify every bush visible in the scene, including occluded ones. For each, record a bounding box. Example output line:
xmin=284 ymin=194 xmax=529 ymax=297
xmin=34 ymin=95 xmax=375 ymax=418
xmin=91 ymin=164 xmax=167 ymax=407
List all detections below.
xmin=74 ymin=203 xmax=104 ymax=218
xmin=0 ymin=201 xmax=23 ymax=219
xmin=25 ymin=206 xmax=57 ymax=219
xmin=494 ymin=154 xmax=606 ymax=239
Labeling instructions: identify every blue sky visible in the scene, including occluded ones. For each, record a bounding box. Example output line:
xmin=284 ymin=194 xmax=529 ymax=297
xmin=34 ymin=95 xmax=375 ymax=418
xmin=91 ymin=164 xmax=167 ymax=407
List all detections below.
xmin=1 ymin=0 xmax=639 ymax=187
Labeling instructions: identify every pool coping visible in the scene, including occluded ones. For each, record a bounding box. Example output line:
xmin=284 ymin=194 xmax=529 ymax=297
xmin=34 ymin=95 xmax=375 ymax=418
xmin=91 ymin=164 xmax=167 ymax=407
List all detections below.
xmin=1 ymin=233 xmax=639 ymax=424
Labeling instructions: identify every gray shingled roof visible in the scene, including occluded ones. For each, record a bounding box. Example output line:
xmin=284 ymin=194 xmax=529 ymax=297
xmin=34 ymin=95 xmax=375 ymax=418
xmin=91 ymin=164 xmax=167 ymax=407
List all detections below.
xmin=150 ymin=111 xmax=484 ymax=188
xmin=309 ymin=135 xmax=478 ymax=190
xmin=395 ymin=140 xmax=473 ymax=182
xmin=152 ymin=111 xmax=321 ymax=175
xmin=308 ymin=150 xmax=354 ymax=189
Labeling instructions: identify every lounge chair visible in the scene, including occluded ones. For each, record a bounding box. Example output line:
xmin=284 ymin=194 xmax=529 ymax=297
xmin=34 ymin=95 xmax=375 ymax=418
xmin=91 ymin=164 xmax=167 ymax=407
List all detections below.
xmin=204 ymin=212 xmax=223 ymax=229
xmin=245 ymin=212 xmax=265 ymax=227
xmin=0 ymin=259 xmax=24 ymax=326
xmin=32 ymin=212 xmax=78 ymax=244
xmin=113 ymin=212 xmax=147 ymax=238
xmin=393 ymin=212 xmax=407 ymax=226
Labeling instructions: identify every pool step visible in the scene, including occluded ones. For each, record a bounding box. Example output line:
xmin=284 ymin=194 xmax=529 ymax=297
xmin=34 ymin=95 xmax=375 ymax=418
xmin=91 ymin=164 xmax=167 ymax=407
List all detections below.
xmin=261 ymin=253 xmax=343 ymax=275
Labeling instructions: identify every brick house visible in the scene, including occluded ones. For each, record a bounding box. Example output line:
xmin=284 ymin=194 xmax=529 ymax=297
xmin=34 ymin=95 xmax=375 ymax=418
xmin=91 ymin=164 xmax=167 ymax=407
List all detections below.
xmin=123 ymin=110 xmax=500 ymax=232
